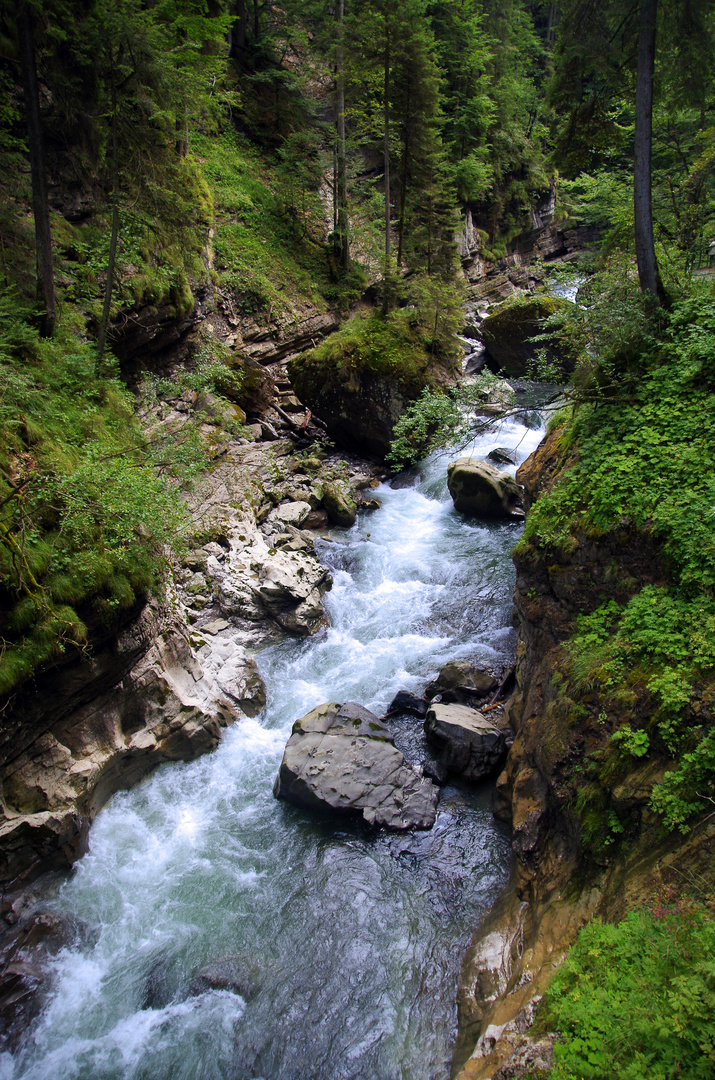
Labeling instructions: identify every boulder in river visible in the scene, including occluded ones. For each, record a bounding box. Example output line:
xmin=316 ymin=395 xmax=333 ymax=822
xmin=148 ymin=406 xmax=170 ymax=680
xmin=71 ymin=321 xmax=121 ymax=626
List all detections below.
xmin=425 ymin=660 xmax=497 ymax=703
xmin=322 ymin=481 xmax=357 ymax=528
xmin=274 ymin=701 xmax=438 ymax=830
xmin=387 ymin=690 xmax=428 ymax=719
xmin=487 ymin=447 xmax=518 ymax=467
xmin=424 ymin=703 xmax=507 ymax=782
xmin=447 ymin=457 xmax=524 ymax=520
xmin=190 ymin=957 xmax=262 ymax=1001
xmin=480 ymin=294 xmax=571 ymax=378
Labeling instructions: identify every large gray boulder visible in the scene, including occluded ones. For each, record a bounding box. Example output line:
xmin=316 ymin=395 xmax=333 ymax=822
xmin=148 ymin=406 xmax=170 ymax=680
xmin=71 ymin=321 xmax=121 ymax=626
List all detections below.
xmin=274 ymin=701 xmax=438 ymax=829
xmin=425 ymin=703 xmax=507 ymax=781
xmin=447 ymin=457 xmax=524 ymax=520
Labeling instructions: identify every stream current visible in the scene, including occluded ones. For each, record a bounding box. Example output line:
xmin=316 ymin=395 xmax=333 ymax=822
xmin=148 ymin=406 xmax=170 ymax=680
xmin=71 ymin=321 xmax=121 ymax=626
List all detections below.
xmin=5 ymin=413 xmax=545 ymax=1080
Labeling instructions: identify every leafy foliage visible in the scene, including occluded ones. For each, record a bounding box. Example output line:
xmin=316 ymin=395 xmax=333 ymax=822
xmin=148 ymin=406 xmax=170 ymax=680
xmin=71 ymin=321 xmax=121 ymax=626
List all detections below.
xmin=539 ymin=906 xmax=715 ymax=1080
xmin=518 ymin=286 xmax=715 ymax=836
xmin=0 ymin=292 xmax=189 ymax=696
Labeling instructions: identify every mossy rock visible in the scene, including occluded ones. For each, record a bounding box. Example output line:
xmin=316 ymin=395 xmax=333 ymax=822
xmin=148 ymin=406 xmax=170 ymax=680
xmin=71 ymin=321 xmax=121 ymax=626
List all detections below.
xmin=481 ymin=294 xmax=572 ymax=378
xmin=322 ymin=481 xmax=357 ymax=528
xmin=288 ymin=312 xmax=451 ymax=460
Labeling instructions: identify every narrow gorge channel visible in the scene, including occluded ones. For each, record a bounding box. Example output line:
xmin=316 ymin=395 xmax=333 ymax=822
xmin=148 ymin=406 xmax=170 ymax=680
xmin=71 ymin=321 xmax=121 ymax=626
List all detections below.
xmin=4 ymin=417 xmax=545 ymax=1080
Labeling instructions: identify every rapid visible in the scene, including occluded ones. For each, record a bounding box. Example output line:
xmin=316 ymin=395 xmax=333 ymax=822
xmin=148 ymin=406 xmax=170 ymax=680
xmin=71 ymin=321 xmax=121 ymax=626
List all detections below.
xmin=4 ymin=412 xmax=545 ymax=1080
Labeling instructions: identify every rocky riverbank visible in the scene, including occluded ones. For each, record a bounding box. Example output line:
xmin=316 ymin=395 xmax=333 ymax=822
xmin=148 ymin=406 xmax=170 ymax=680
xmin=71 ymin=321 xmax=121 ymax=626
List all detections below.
xmin=0 ymin=399 xmax=383 ymax=908
xmin=451 ymin=425 xmax=715 ymax=1080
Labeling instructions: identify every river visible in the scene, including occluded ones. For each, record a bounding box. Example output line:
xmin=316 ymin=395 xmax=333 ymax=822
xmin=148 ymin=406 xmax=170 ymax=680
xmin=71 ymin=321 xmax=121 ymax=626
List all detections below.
xmin=3 ymin=412 xmax=545 ymax=1080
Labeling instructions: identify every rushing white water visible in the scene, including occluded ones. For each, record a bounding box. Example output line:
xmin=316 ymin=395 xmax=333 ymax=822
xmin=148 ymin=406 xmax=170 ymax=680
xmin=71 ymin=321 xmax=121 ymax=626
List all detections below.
xmin=5 ymin=414 xmax=544 ymax=1080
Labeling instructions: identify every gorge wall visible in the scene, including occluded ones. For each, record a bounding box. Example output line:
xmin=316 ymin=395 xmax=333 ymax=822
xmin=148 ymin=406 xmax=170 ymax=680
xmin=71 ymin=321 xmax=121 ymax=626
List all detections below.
xmin=452 ymin=426 xmax=715 ymax=1079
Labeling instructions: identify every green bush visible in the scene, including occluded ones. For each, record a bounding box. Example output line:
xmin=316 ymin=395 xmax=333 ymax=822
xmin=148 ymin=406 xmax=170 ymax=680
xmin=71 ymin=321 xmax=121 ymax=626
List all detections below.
xmin=539 ymin=907 xmax=715 ymax=1080
xmin=517 ymin=288 xmax=715 ymax=834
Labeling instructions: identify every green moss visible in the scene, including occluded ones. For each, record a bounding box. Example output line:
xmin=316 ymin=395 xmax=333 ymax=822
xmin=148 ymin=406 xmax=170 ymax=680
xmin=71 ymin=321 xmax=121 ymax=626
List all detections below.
xmin=289 ymin=310 xmax=440 ymax=404
xmin=0 ymin=292 xmax=187 ymax=697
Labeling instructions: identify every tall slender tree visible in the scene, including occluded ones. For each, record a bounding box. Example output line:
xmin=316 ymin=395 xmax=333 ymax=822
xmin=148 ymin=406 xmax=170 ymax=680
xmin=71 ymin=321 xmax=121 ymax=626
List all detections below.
xmin=335 ymin=0 xmax=349 ymax=271
xmin=633 ymin=0 xmax=665 ymax=304
xmin=16 ymin=0 xmax=55 ymax=337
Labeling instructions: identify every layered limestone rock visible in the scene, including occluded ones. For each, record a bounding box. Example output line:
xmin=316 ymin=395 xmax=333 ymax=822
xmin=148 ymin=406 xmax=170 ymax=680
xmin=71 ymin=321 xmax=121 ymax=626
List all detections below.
xmin=0 ymin=602 xmax=266 ymax=892
xmin=425 ymin=704 xmax=507 ymax=782
xmin=447 ymin=458 xmax=524 ymax=520
xmin=274 ymin=701 xmax=439 ymax=829
xmin=210 ymin=527 xmax=332 ymax=636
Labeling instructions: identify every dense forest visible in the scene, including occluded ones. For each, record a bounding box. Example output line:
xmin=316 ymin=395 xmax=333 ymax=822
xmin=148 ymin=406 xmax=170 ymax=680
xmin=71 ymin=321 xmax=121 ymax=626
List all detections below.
xmin=1 ymin=0 xmax=715 ymax=1076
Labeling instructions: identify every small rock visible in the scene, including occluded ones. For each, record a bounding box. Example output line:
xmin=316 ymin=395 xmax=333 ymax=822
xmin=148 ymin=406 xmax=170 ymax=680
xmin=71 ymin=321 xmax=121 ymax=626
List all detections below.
xmin=426 ymin=660 xmax=497 ymax=699
xmin=268 ymin=501 xmax=312 ymax=528
xmin=303 ymin=509 xmax=329 ymax=530
xmin=351 ymin=474 xmax=373 ymax=490
xmin=358 ymin=496 xmax=382 ymax=511
xmin=190 ymin=957 xmax=261 ymax=1001
xmin=322 ymin=482 xmax=357 ymax=528
xmin=487 ymin=447 xmax=518 ymax=466
xmin=421 ymin=759 xmax=450 ymax=785
xmin=202 ymin=618 xmax=230 ymax=636
xmin=388 ymin=691 xmax=428 ymax=719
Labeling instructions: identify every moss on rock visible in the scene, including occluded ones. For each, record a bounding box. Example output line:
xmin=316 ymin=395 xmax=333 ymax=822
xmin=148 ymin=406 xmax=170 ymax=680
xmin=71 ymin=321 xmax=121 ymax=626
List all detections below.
xmin=481 ymin=294 xmax=572 ymax=378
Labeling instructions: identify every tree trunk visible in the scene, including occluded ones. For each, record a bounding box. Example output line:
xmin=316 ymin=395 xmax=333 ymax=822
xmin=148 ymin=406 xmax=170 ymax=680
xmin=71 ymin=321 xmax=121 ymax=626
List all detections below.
xmin=397 ymin=79 xmax=411 ymax=268
xmin=634 ymin=0 xmax=665 ymax=304
xmin=97 ymin=74 xmax=119 ymax=366
xmin=546 ymin=2 xmax=556 ymax=47
xmin=229 ymin=0 xmax=247 ymax=61
xmin=336 ymin=0 xmax=349 ymax=271
xmin=17 ymin=0 xmax=55 ymax=338
xmin=382 ymin=12 xmax=391 ymax=313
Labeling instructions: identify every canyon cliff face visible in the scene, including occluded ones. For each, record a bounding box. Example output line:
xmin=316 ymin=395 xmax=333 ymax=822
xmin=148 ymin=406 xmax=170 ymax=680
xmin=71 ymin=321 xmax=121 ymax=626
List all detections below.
xmin=0 ymin=598 xmax=263 ymax=900
xmin=452 ymin=425 xmax=715 ymax=1080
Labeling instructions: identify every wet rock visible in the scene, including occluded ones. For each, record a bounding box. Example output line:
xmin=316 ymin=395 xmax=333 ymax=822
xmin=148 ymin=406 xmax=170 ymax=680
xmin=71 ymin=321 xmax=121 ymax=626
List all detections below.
xmin=189 ymin=957 xmax=262 ymax=1001
xmin=215 ymin=657 xmax=266 ymax=717
xmin=249 ymin=544 xmax=332 ymax=635
xmin=388 ymin=691 xmax=428 ymax=719
xmin=303 ymin=508 xmax=329 ymax=530
xmin=0 ymin=606 xmax=239 ymax=890
xmin=428 ymin=661 xmax=497 ymax=698
xmin=358 ymin=496 xmax=382 ymax=511
xmin=425 ymin=704 xmax=507 ymax=782
xmin=0 ymin=912 xmax=92 ymax=1049
xmin=322 ymin=481 xmax=357 ymax=528
xmin=421 ymin=759 xmax=450 ymax=786
xmin=390 ymin=468 xmax=424 ymax=490
xmin=447 ymin=457 xmax=524 ymax=520
xmin=487 ymin=447 xmax=518 ymax=466
xmin=274 ymin=702 xmax=439 ymax=830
